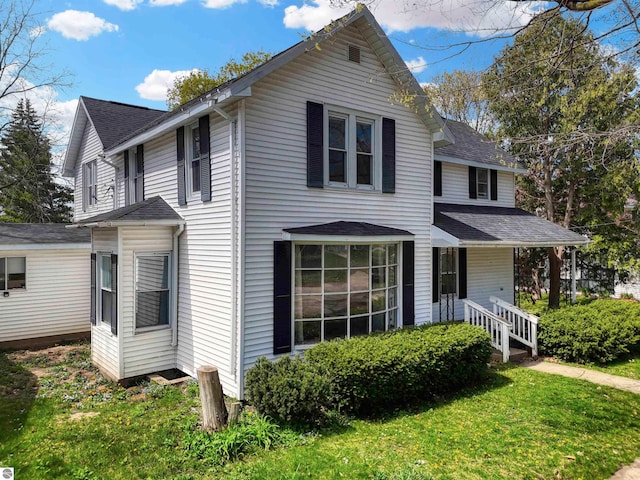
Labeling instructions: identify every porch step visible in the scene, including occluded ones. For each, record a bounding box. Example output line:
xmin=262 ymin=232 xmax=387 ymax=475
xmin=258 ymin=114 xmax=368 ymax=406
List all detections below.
xmin=491 ymin=347 xmax=530 ymax=363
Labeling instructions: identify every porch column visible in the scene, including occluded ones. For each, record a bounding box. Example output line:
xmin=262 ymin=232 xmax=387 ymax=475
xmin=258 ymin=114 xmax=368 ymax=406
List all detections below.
xmin=571 ymin=248 xmax=577 ymax=304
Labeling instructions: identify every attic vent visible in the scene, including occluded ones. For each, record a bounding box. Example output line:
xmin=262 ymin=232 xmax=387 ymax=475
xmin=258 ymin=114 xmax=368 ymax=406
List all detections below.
xmin=348 ymin=44 xmax=361 ymax=64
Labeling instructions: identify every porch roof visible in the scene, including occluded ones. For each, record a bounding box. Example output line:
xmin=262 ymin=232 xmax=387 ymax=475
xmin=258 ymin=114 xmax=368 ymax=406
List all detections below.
xmin=283 ymin=221 xmax=413 ymax=242
xmin=73 ymin=196 xmax=185 ymax=228
xmin=433 ymin=203 xmax=589 ymax=248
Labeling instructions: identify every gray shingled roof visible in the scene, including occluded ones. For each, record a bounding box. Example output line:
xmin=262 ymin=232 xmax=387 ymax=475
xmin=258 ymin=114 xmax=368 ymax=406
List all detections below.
xmin=0 ymin=223 xmax=90 ymax=245
xmin=81 ymin=97 xmax=166 ymax=150
xmin=435 ymin=120 xmax=519 ymax=169
xmin=284 ymin=221 xmax=413 ymax=236
xmin=434 ymin=203 xmax=588 ymax=246
xmin=75 ymin=196 xmax=183 ymax=225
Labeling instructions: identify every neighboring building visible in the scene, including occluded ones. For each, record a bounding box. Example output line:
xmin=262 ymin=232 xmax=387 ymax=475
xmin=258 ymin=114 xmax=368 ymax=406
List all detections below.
xmin=0 ymin=223 xmax=91 ymax=348
xmin=62 ymin=7 xmax=587 ymax=396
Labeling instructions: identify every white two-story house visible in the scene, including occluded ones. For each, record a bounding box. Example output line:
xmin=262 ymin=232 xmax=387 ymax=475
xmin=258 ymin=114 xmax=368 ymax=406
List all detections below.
xmin=63 ymin=6 xmax=586 ymax=397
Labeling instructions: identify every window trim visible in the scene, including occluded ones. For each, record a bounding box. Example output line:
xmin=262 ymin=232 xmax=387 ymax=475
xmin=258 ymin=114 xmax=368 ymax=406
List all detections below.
xmin=291 ymin=241 xmax=402 ymax=350
xmin=323 ymin=105 xmax=382 ymax=191
xmin=476 ymin=168 xmax=489 ymax=200
xmin=134 ymin=252 xmax=172 ymax=333
xmin=185 ymin=122 xmax=203 ymax=202
xmin=0 ymin=256 xmax=26 ymax=291
xmin=97 ymin=252 xmax=114 ymax=331
xmin=85 ymin=160 xmax=98 ymax=208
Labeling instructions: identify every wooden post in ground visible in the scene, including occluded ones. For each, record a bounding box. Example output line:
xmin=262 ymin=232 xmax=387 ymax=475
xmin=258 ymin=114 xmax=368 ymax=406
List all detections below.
xmin=228 ymin=402 xmax=242 ymax=425
xmin=197 ymin=365 xmax=228 ymax=432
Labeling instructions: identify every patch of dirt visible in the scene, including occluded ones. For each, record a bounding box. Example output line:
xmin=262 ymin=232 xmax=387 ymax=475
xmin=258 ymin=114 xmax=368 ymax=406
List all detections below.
xmin=29 ymin=367 xmax=49 ymax=378
xmin=68 ymin=411 xmax=100 ymax=421
xmin=9 ymin=344 xmax=88 ymax=367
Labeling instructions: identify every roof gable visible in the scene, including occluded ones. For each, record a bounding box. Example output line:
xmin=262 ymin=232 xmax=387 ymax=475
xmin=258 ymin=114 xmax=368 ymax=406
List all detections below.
xmin=103 ymin=6 xmax=453 ymax=155
xmin=63 ymin=97 xmax=166 ymax=176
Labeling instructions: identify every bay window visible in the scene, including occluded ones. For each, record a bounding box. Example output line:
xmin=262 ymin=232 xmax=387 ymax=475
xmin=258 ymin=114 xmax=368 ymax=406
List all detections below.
xmin=294 ymin=243 xmax=399 ymax=346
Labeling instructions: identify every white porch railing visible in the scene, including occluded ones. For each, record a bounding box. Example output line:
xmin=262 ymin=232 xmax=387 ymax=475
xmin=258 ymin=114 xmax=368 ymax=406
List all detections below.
xmin=463 ymin=299 xmax=510 ymax=363
xmin=490 ymin=296 xmax=539 ymax=358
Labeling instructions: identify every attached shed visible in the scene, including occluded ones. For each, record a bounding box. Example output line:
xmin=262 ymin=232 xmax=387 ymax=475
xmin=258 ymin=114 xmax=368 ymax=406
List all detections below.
xmin=0 ymin=224 xmax=91 ymax=348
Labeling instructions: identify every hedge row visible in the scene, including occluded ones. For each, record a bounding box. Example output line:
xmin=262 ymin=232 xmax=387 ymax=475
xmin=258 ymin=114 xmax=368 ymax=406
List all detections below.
xmin=246 ymin=323 xmax=491 ymax=425
xmin=538 ymin=299 xmax=640 ymax=364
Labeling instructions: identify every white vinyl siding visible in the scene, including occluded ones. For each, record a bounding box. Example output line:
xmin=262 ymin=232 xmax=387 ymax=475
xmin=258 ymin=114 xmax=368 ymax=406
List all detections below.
xmin=241 ymin=25 xmax=433 ymax=373
xmin=432 ymin=247 xmax=514 ymax=321
xmin=91 ymin=228 xmax=119 ymax=380
xmin=74 ymin=122 xmax=115 ymax=220
xmin=439 ymin=162 xmax=516 ymax=207
xmin=120 ymin=226 xmax=175 ymax=378
xmin=0 ymin=248 xmax=91 ymax=344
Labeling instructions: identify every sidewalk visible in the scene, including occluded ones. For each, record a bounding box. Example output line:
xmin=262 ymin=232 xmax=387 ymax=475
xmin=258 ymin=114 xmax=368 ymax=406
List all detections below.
xmin=520 ymin=359 xmax=640 ymax=479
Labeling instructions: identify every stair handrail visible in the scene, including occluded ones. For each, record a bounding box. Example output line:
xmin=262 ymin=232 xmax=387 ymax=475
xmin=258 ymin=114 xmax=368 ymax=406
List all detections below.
xmin=463 ymin=299 xmax=510 ymax=363
xmin=490 ymin=296 xmax=539 ymax=358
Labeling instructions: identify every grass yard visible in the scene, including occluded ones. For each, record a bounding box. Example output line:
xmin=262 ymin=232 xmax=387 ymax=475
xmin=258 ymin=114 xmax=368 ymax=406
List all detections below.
xmin=1 ymin=343 xmax=640 ymax=480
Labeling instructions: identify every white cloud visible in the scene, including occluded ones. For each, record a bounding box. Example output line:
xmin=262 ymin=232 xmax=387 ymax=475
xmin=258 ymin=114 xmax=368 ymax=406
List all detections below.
xmin=149 ymin=0 xmax=189 ymax=5
xmin=405 ymin=56 xmax=427 ymax=73
xmin=201 ymin=0 xmax=247 ymax=8
xmin=283 ymin=0 xmax=546 ymax=36
xmin=103 ymin=0 xmax=143 ymax=10
xmin=258 ymin=0 xmax=279 ymax=6
xmin=135 ymin=68 xmax=199 ymax=101
xmin=47 ymin=10 xmax=119 ymax=41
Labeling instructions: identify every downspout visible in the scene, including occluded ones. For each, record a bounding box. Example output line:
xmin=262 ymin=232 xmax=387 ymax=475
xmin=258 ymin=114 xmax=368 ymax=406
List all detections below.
xmin=171 ymin=223 xmax=185 ymax=347
xmin=230 ymin=119 xmax=238 ymax=386
xmin=237 ymin=99 xmax=246 ymax=399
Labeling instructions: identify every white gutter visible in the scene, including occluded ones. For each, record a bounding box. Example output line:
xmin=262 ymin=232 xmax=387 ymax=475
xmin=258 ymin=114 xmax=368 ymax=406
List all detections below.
xmin=171 ymin=223 xmax=186 ymax=347
xmin=0 ymin=243 xmax=91 ymax=251
xmin=434 ymin=154 xmax=527 ymax=174
xmin=458 ymin=240 xmax=590 ymax=248
xmin=69 ymin=220 xmax=186 ymax=228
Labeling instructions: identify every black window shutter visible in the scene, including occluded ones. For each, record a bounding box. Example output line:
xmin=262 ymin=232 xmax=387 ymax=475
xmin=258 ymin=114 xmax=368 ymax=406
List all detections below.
xmin=199 ymin=115 xmax=211 ymax=202
xmin=432 ymin=247 xmax=439 ymax=303
xmin=90 ymin=253 xmax=96 ymax=325
xmin=123 ymin=151 xmax=130 ymax=207
xmin=273 ymin=241 xmax=292 ymax=354
xmin=490 ymin=169 xmax=498 ymax=201
xmin=458 ymin=248 xmax=468 ymax=299
xmin=176 ymin=127 xmax=187 ymax=206
xmin=306 ymin=101 xmax=324 ymax=188
xmin=137 ymin=144 xmax=145 ymax=203
xmin=468 ymin=166 xmax=477 ymax=199
xmin=402 ymin=240 xmax=415 ymax=326
xmin=382 ymin=117 xmax=396 ymax=193
xmin=111 ymin=254 xmax=118 ymax=336
xmin=434 ymin=160 xmax=442 ymax=197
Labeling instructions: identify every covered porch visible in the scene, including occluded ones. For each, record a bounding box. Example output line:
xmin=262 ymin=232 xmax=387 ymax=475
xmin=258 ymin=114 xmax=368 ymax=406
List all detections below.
xmin=431 ymin=203 xmax=590 ymax=361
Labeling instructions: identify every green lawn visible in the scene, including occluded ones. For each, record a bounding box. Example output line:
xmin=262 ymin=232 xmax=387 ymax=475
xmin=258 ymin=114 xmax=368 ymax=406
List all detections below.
xmin=1 ymin=343 xmax=639 ymax=480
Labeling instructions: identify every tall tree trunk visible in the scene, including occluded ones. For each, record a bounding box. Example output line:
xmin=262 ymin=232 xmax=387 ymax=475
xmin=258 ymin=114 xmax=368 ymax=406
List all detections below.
xmin=547 ymin=246 xmax=563 ymax=308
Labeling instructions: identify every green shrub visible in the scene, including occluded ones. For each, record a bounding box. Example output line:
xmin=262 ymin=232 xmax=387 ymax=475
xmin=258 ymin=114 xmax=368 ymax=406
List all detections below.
xmin=538 ymin=299 xmax=640 ymax=363
xmin=245 ymin=356 xmax=330 ymax=425
xmin=246 ymin=323 xmax=491 ymax=423
xmin=306 ymin=323 xmax=491 ymax=415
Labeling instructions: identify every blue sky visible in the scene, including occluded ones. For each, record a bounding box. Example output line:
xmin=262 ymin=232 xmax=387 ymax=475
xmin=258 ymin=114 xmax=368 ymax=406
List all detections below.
xmin=12 ymin=0 xmax=621 ymax=151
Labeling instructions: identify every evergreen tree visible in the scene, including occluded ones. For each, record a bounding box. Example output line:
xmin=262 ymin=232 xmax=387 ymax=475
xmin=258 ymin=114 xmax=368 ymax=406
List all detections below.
xmin=0 ymin=99 xmax=73 ymax=223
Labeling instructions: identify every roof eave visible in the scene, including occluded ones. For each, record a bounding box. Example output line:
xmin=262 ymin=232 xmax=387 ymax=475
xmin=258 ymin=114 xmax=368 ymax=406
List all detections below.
xmin=458 ymin=239 xmax=591 ymax=248
xmin=72 ymin=219 xmax=186 ymax=228
xmin=434 ymin=153 xmax=527 ymax=174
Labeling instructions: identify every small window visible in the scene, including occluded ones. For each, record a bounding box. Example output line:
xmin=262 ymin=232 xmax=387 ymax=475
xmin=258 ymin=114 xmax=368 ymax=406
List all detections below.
xmin=185 ymin=123 xmax=202 ymax=199
xmin=135 ymin=254 xmax=171 ymax=330
xmin=127 ymin=148 xmax=144 ymax=204
xmin=100 ymin=254 xmax=115 ymax=328
xmin=477 ymin=168 xmax=489 ymax=199
xmin=325 ymin=108 xmax=379 ymax=190
xmin=86 ymin=160 xmax=98 ymax=206
xmin=440 ymin=249 xmax=457 ymax=295
xmin=0 ymin=257 xmax=26 ymax=290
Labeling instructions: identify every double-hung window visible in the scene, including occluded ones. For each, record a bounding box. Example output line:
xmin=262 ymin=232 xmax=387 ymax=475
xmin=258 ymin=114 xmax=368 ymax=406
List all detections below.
xmin=476 ymin=168 xmax=489 ymax=199
xmin=326 ymin=108 xmax=378 ymax=190
xmin=135 ymin=254 xmax=170 ymax=330
xmin=0 ymin=257 xmax=26 ymax=290
xmin=440 ymin=248 xmax=457 ymax=295
xmin=294 ymin=243 xmax=399 ymax=346
xmin=127 ymin=148 xmax=144 ymax=205
xmin=186 ymin=123 xmax=202 ymax=199
xmin=85 ymin=160 xmax=98 ymax=207
xmin=99 ymin=254 xmax=115 ymax=328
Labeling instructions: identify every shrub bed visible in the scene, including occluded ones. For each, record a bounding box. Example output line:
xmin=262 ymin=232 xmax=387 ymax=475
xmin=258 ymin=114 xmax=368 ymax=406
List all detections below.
xmin=538 ymin=299 xmax=640 ymax=364
xmin=246 ymin=323 xmax=491 ymax=424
